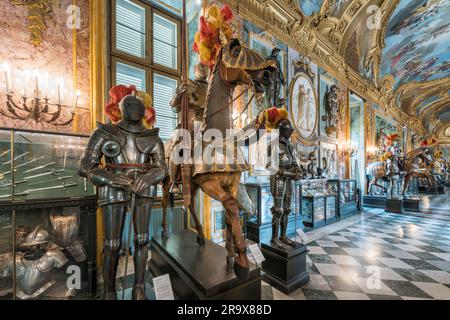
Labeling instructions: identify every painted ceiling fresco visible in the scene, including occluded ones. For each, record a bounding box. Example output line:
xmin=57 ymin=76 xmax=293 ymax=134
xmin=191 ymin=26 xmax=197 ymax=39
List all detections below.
xmin=298 ymin=0 xmax=324 ymax=16
xmin=380 ymin=0 xmax=450 ymax=90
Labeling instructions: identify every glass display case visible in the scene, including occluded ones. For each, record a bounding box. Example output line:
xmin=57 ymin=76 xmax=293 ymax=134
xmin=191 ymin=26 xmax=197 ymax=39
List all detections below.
xmin=328 ymin=179 xmax=361 ymax=217
xmin=301 ymin=179 xmax=338 ymax=228
xmin=0 ymin=129 xmax=95 ymax=201
xmin=245 ymin=183 xmax=300 ymax=243
xmin=0 ymin=129 xmax=98 ymax=300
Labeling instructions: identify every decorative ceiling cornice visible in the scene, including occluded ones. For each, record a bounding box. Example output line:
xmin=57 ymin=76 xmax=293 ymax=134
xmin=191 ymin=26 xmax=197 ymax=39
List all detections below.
xmin=224 ymin=0 xmax=399 ymax=115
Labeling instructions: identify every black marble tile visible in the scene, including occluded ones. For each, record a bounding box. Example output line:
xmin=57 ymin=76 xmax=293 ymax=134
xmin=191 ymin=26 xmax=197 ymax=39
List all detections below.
xmin=308 ymin=264 xmax=320 ymax=275
xmin=323 ymin=276 xmax=363 ymax=293
xmin=393 ymin=269 xmax=437 ymax=283
xmin=261 ymin=283 xmax=274 ymax=300
xmin=367 ymin=294 xmax=402 ymax=300
xmin=400 ymin=259 xmax=442 ymax=271
xmin=415 ymin=246 xmax=447 ymax=253
xmin=335 ymin=241 xmax=361 ymax=248
xmin=412 ymin=251 xmax=445 ymax=261
xmin=382 ymin=280 xmax=433 ymax=299
xmin=308 ymin=254 xmax=335 ymax=264
xmin=302 ymin=288 xmax=338 ymax=300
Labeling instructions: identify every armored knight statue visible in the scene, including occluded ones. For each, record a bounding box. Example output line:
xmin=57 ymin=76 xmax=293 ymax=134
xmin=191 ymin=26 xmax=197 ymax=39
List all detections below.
xmin=322 ymin=85 xmax=339 ymax=135
xmin=266 ymin=48 xmax=285 ymax=107
xmin=268 ymin=119 xmax=303 ymax=248
xmin=168 ymin=62 xmax=209 ymax=194
xmin=79 ymin=94 xmax=167 ymax=300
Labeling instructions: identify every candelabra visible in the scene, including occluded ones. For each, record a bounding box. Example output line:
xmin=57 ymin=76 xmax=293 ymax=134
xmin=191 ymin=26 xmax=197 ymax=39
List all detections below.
xmin=341 ymin=140 xmax=358 ymax=158
xmin=1 ymin=93 xmax=76 ymax=126
xmin=367 ymin=146 xmax=380 ymax=162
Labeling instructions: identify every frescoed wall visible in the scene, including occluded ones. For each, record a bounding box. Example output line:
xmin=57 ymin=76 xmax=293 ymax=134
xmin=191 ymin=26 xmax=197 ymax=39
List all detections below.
xmin=380 ymin=0 xmax=450 ymax=89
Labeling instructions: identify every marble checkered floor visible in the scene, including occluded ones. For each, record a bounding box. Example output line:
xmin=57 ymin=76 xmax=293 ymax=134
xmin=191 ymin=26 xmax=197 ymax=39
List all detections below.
xmin=264 ymin=207 xmax=450 ymax=300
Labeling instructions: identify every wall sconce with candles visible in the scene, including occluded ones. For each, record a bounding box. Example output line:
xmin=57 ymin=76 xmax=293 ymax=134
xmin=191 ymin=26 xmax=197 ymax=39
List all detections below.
xmin=0 ymin=63 xmax=80 ymax=126
xmin=341 ymin=140 xmax=358 ymax=158
xmin=367 ymin=145 xmax=381 ymax=162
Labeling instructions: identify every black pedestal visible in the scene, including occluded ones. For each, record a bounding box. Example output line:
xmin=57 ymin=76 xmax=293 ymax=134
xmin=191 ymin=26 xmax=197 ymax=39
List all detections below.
xmin=149 ymin=231 xmax=262 ymax=300
xmin=363 ymin=195 xmax=386 ymax=209
xmin=385 ymin=199 xmax=403 ymax=213
xmin=261 ymin=242 xmax=309 ymax=294
xmin=403 ymin=198 xmax=420 ymax=212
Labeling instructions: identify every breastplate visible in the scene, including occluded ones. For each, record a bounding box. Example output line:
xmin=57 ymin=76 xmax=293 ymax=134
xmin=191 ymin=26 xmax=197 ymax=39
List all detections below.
xmin=279 ymin=142 xmax=294 ymax=168
xmin=16 ymin=250 xmax=68 ymax=296
xmin=50 ymin=212 xmax=79 ymax=248
xmin=103 ymin=131 xmax=149 ymax=179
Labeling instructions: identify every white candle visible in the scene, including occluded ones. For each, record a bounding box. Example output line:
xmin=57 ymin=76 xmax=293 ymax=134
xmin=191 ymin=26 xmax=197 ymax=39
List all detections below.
xmin=4 ymin=63 xmax=10 ymax=94
xmin=23 ymin=71 xmax=30 ymax=97
xmin=72 ymin=90 xmax=80 ymax=112
xmin=34 ymin=74 xmax=39 ymax=97
xmin=57 ymin=83 xmax=61 ymax=103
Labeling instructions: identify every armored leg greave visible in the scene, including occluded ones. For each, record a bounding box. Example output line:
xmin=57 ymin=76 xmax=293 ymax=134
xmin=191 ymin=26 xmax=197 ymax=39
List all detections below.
xmin=132 ymin=198 xmax=153 ymax=300
xmin=103 ymin=205 xmax=126 ymax=300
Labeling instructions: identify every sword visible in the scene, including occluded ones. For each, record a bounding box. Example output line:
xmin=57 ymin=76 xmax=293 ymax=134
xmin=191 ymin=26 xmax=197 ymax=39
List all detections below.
xmin=24 ymin=169 xmax=66 ymax=180
xmin=27 ymin=175 xmax=73 ymax=186
xmin=0 ymin=180 xmax=28 ymax=188
xmin=24 ymin=183 xmax=77 ymax=194
xmin=0 ymin=149 xmax=11 ymax=158
xmin=1 ymin=157 xmax=46 ymax=175
xmin=0 ymin=192 xmax=28 ymax=199
xmin=23 ymin=162 xmax=57 ymax=174
xmin=1 ymin=152 xmax=30 ymax=167
xmin=122 ymin=192 xmax=136 ymax=300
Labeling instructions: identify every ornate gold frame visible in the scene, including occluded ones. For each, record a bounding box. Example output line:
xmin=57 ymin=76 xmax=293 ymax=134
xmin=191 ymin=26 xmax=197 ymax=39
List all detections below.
xmin=289 ymin=71 xmax=319 ymax=142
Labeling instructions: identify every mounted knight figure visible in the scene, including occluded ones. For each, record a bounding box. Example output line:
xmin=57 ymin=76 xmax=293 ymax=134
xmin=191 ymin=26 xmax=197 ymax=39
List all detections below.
xmin=366 ymin=134 xmax=404 ymax=198
xmin=402 ymin=138 xmax=438 ymax=196
xmin=166 ymin=3 xmax=277 ymax=281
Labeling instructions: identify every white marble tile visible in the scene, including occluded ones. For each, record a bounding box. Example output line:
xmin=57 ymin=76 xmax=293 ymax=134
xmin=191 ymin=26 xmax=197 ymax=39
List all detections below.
xmin=401 ymin=296 xmax=433 ymax=300
xmin=377 ymin=257 xmax=414 ymax=269
xmin=327 ymin=236 xmax=350 ymax=242
xmin=352 ymin=277 xmax=397 ymax=296
xmin=308 ymin=246 xmax=328 ymax=255
xmin=342 ymin=248 xmax=367 ymax=257
xmin=370 ymin=232 xmax=395 ymax=239
xmin=430 ymin=252 xmax=450 ymax=261
xmin=315 ymin=263 xmax=348 ymax=277
xmin=378 ymin=267 xmax=407 ymax=281
xmin=330 ymin=255 xmax=361 ymax=266
xmin=412 ymin=282 xmax=450 ymax=300
xmin=419 ymin=270 xmax=450 ymax=284
xmin=316 ymin=240 xmax=339 ymax=248
xmin=334 ymin=291 xmax=370 ymax=300
xmin=427 ymin=260 xmax=450 ymax=272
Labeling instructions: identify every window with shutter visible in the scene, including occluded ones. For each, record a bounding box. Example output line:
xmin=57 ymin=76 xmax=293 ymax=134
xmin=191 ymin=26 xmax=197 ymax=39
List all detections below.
xmin=115 ymin=0 xmax=146 ymax=59
xmin=115 ymin=62 xmax=147 ymax=90
xmin=153 ymin=13 xmax=178 ymax=70
xmin=153 ymin=73 xmax=178 ymax=141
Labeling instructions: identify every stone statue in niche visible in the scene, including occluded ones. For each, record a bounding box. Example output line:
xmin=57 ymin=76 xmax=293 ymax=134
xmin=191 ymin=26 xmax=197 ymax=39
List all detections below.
xmin=322 ymin=85 xmax=339 ymax=136
xmin=266 ymin=47 xmax=285 ymax=107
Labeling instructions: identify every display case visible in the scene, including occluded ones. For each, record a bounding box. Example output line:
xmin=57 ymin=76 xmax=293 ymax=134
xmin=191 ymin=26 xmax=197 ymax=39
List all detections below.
xmin=0 ymin=129 xmax=97 ymax=300
xmin=328 ymin=179 xmax=361 ymax=217
xmin=245 ymin=183 xmax=301 ymax=243
xmin=301 ymin=179 xmax=338 ymax=228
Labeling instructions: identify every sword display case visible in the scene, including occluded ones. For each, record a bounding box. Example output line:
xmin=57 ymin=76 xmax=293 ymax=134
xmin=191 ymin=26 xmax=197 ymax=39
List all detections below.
xmin=0 ymin=129 xmax=97 ymax=300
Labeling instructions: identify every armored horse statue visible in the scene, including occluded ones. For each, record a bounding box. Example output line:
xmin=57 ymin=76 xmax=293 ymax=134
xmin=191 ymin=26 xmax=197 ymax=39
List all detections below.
xmin=366 ymin=156 xmax=403 ymax=198
xmin=402 ymin=147 xmax=436 ymax=196
xmin=164 ymin=39 xmax=275 ymax=281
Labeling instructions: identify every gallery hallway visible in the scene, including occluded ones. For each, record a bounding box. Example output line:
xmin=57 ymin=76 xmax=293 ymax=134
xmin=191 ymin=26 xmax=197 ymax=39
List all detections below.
xmin=264 ymin=195 xmax=450 ymax=300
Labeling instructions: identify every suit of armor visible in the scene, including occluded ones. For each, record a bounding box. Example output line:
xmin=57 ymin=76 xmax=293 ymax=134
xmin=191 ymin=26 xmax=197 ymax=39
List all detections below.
xmin=168 ymin=63 xmax=208 ymax=193
xmin=269 ymin=120 xmax=302 ymax=248
xmin=79 ymin=95 xmax=167 ymax=300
